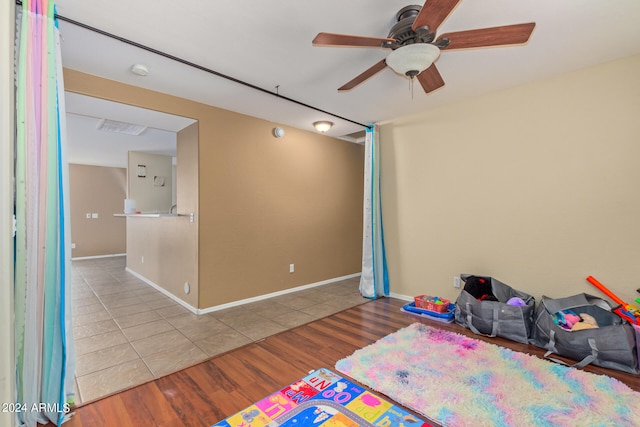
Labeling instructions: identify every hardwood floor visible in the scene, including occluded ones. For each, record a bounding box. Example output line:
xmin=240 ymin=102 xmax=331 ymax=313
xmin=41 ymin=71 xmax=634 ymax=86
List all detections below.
xmin=51 ymin=297 xmax=640 ymax=427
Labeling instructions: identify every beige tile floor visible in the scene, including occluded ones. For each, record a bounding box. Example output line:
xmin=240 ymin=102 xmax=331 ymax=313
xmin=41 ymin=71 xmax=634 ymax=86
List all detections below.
xmin=71 ymin=256 xmax=366 ymax=404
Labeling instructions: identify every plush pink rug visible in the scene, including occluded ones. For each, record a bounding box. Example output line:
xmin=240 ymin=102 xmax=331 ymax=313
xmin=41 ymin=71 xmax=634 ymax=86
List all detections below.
xmin=336 ymin=323 xmax=640 ymax=427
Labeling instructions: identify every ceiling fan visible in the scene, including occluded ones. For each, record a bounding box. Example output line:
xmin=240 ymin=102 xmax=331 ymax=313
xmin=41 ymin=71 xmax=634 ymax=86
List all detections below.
xmin=312 ymin=0 xmax=535 ymax=93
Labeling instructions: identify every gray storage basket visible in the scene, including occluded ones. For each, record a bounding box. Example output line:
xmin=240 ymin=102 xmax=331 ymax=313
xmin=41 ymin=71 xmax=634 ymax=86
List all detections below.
xmin=454 ymin=274 xmax=536 ymax=344
xmin=531 ymin=293 xmax=639 ymax=374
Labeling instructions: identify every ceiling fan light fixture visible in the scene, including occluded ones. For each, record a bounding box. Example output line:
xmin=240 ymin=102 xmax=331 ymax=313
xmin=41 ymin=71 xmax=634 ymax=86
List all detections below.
xmin=386 ymin=43 xmax=441 ymax=78
xmin=313 ymin=121 xmax=334 ymax=133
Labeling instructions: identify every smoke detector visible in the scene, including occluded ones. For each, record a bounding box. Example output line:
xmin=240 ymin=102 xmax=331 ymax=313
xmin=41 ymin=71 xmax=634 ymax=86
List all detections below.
xmin=130 ymin=64 xmax=149 ymax=76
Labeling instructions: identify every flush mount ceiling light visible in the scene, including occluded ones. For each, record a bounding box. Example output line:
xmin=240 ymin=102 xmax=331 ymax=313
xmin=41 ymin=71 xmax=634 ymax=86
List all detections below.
xmin=313 ymin=121 xmax=334 ymax=133
xmin=385 ymin=43 xmax=441 ymax=79
xmin=96 ymin=119 xmax=147 ymax=136
xmin=130 ymin=64 xmax=150 ymax=76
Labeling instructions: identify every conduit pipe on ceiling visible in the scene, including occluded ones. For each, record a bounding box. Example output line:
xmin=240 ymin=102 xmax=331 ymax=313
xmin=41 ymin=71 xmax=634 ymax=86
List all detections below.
xmin=15 ymin=0 xmax=369 ymax=130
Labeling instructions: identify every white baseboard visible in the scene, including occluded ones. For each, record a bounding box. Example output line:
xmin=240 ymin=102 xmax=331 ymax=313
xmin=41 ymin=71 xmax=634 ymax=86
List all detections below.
xmin=125 ymin=267 xmax=199 ymax=314
xmin=388 ymin=292 xmax=413 ymax=302
xmin=198 ymin=272 xmax=361 ymax=315
xmin=72 ymin=253 xmax=126 ymax=261
xmin=125 ymin=269 xmax=362 ymax=316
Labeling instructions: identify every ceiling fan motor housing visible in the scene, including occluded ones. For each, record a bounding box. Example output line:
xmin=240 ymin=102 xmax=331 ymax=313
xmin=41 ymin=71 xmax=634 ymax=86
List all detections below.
xmin=385 ymin=5 xmax=434 ymax=49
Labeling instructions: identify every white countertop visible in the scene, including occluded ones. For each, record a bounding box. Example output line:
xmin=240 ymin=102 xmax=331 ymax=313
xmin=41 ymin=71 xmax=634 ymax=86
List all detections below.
xmin=114 ymin=213 xmax=179 ymax=218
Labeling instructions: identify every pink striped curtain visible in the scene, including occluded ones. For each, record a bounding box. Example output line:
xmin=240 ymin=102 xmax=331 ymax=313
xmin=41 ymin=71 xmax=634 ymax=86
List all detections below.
xmin=14 ymin=1 xmax=75 ymax=425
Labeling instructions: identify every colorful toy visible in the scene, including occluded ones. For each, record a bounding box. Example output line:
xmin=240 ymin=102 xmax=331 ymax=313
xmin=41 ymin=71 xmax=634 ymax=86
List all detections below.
xmin=506 ymin=297 xmax=526 ymax=306
xmin=563 ymin=312 xmax=581 ymax=328
xmin=571 ymin=313 xmax=599 ymax=331
xmin=586 ymin=276 xmax=640 ymax=325
xmin=553 ymin=310 xmax=601 ymax=331
xmin=553 ymin=310 xmax=580 ymax=330
xmin=413 ymin=295 xmax=450 ymax=313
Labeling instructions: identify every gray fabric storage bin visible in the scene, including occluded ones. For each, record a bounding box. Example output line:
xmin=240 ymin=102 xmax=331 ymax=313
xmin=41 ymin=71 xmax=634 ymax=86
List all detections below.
xmin=531 ymin=293 xmax=639 ymax=374
xmin=454 ymin=274 xmax=536 ymax=344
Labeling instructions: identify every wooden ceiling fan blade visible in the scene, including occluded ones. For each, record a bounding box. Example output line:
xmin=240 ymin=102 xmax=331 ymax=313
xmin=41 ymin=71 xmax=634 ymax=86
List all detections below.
xmin=338 ymin=59 xmax=388 ymax=92
xmin=417 ymin=64 xmax=445 ymax=93
xmin=438 ymin=23 xmax=536 ymax=50
xmin=313 ymin=32 xmax=395 ymax=48
xmin=412 ymin=0 xmax=461 ymax=33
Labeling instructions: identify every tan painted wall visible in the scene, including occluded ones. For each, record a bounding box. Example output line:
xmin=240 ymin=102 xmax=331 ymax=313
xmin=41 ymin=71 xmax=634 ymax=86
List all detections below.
xmin=125 ymin=121 xmax=200 ymax=307
xmin=176 ymin=122 xmax=199 ymax=218
xmin=199 ymin=124 xmax=364 ymax=307
xmin=380 ymin=55 xmax=640 ymax=305
xmin=64 ymin=69 xmax=364 ymax=309
xmin=69 ymin=164 xmax=126 ymax=257
xmin=126 ymin=215 xmax=199 ymax=307
xmin=127 ymin=151 xmax=173 ymax=213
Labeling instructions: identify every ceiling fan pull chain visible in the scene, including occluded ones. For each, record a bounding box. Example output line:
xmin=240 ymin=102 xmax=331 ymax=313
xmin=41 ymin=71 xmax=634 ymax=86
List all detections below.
xmin=410 ymin=77 xmax=414 ymax=100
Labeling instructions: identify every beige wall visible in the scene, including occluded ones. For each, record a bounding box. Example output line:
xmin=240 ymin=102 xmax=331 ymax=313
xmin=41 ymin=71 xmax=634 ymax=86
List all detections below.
xmin=1 ymin=1 xmax=15 ymax=425
xmin=199 ymin=124 xmax=364 ymax=307
xmin=64 ymin=69 xmax=364 ymax=309
xmin=126 ymin=215 xmax=199 ymax=307
xmin=69 ymin=164 xmax=127 ymax=258
xmin=126 ymin=122 xmax=199 ymax=307
xmin=128 ymin=151 xmax=173 ymax=213
xmin=380 ymin=55 xmax=640 ymax=306
xmin=176 ymin=122 xmax=199 ymax=218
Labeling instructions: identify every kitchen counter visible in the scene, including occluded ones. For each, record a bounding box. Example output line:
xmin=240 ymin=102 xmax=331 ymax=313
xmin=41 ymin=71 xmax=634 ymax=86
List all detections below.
xmin=114 ymin=213 xmax=180 ymax=218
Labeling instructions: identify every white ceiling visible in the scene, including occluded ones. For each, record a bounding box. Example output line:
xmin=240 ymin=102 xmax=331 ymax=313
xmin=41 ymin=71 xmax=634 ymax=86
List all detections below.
xmin=65 ymin=93 xmax=196 ymax=167
xmin=55 ymin=0 xmax=640 ymax=162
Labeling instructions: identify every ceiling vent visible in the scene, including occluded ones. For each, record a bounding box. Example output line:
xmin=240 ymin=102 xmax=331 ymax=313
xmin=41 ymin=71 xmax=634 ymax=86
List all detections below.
xmin=96 ymin=119 xmax=147 ymax=136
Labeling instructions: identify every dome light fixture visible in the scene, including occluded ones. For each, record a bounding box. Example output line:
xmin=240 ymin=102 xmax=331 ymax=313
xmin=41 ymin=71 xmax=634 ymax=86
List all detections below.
xmin=313 ymin=121 xmax=334 ymax=133
xmin=385 ymin=43 xmax=441 ymax=79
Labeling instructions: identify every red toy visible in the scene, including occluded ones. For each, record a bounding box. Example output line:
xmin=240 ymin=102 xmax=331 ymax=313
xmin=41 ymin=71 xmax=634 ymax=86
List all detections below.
xmin=586 ymin=276 xmax=640 ymax=325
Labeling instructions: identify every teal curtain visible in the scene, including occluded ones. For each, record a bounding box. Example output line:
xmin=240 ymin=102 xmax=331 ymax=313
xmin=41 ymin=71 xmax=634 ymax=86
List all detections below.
xmin=359 ymin=124 xmax=389 ymax=298
xmin=15 ymin=1 xmax=75 ymax=425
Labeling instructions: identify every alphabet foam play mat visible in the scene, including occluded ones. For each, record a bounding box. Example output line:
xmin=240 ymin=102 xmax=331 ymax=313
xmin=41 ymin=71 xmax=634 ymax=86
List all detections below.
xmin=211 ymin=368 xmax=432 ymax=427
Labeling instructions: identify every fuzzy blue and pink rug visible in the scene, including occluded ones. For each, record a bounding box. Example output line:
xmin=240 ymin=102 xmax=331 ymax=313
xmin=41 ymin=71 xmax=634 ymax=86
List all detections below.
xmin=336 ymin=323 xmax=640 ymax=427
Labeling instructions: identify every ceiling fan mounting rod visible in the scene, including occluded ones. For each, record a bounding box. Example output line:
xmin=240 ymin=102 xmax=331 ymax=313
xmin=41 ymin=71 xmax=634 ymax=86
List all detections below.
xmin=13 ymin=0 xmax=369 ymax=130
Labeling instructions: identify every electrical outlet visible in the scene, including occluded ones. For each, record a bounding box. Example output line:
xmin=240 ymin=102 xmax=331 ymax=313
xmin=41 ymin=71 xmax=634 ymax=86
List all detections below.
xmin=453 ymin=276 xmax=461 ymax=288
xmin=91 ymin=213 xmax=99 ymax=219
xmin=289 ymin=264 xmax=295 ymax=273
xmin=71 ymin=243 xmax=76 ymax=249
xmin=86 ymin=213 xmax=91 ymax=219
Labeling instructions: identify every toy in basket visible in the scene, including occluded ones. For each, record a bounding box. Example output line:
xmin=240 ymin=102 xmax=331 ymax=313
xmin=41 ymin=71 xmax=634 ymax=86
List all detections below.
xmin=414 ymin=295 xmax=450 ymax=313
xmin=402 ymin=297 xmax=455 ymax=323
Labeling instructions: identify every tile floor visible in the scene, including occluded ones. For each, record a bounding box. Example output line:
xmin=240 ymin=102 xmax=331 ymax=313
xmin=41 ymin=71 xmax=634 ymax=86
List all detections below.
xmin=71 ymin=256 xmax=366 ymax=404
